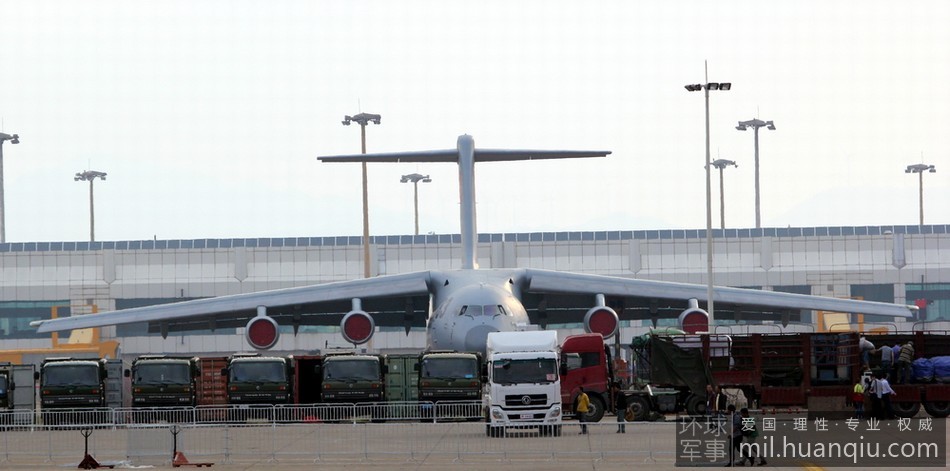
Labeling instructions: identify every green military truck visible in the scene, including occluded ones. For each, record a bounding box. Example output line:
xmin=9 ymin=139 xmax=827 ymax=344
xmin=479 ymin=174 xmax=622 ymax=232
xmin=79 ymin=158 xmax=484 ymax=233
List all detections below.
xmin=125 ymin=355 xmax=199 ymax=408
xmin=221 ymin=353 xmax=293 ymax=422
xmin=36 ymin=357 xmax=108 ymax=424
xmin=320 ymin=353 xmax=385 ymax=403
xmin=416 ymin=351 xmax=482 ymax=420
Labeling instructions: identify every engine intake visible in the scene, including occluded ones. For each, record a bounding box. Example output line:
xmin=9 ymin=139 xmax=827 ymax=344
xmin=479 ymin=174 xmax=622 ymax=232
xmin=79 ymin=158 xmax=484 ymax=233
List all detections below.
xmin=245 ymin=314 xmax=280 ymax=350
xmin=678 ymin=299 xmax=709 ymax=334
xmin=583 ymin=305 xmax=619 ymax=338
xmin=341 ymin=310 xmax=375 ymax=345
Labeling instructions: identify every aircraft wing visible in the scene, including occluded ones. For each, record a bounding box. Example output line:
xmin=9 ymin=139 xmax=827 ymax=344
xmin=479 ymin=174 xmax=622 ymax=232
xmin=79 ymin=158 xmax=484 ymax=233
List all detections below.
xmin=31 ymin=272 xmax=433 ymax=334
xmin=520 ymin=268 xmax=917 ymax=323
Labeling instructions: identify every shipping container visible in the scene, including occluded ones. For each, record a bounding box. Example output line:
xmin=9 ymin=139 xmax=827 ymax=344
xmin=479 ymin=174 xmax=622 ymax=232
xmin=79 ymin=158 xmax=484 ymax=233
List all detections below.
xmin=385 ymin=354 xmax=419 ymax=402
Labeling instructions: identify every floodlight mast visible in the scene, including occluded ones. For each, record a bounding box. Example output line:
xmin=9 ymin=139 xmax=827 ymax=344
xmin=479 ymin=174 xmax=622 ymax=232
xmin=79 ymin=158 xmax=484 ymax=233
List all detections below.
xmin=684 ymin=62 xmax=731 ymax=326
xmin=0 ymin=132 xmax=20 ymax=243
xmin=905 ymin=163 xmax=936 ymax=226
xmin=342 ymin=113 xmax=382 ymax=278
xmin=74 ymin=170 xmax=107 ymax=242
xmin=400 ymin=173 xmax=431 ymax=236
xmin=710 ymin=159 xmax=737 ymax=230
xmin=736 ymin=118 xmax=775 ymax=229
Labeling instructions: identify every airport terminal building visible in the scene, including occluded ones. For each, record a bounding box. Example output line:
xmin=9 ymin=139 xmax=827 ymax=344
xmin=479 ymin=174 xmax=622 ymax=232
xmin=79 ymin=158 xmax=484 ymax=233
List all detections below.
xmin=2 ymin=224 xmax=949 ymax=358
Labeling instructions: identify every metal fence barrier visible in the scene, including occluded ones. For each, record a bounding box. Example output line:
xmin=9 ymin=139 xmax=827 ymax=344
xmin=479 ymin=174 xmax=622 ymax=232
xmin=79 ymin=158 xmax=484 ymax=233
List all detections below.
xmin=0 ymin=401 xmax=484 ymax=427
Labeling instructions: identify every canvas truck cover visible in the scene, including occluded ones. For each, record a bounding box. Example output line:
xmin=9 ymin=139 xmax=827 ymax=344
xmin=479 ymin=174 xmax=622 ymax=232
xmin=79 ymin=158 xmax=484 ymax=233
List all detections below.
xmin=634 ymin=334 xmax=714 ymax=397
xmin=486 ymin=331 xmax=558 ymax=356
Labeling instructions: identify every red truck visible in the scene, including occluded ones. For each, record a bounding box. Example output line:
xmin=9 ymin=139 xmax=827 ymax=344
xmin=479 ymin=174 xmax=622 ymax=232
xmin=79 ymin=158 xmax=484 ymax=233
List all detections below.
xmin=559 ymin=333 xmax=614 ymax=422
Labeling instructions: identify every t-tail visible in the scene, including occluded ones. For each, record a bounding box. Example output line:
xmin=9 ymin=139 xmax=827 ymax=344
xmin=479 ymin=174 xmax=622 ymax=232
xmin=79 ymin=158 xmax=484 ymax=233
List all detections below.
xmin=318 ymin=135 xmax=610 ymax=270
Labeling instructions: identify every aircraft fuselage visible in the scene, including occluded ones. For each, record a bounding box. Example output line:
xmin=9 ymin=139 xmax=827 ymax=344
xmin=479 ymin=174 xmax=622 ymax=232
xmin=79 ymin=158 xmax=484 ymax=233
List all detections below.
xmin=426 ymin=269 xmax=530 ymax=354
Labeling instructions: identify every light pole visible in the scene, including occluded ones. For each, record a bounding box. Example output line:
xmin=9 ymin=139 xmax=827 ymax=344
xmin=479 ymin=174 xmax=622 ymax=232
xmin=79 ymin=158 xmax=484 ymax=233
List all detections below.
xmin=736 ymin=118 xmax=775 ymax=229
xmin=710 ymin=159 xmax=737 ymax=230
xmin=905 ymin=163 xmax=936 ymax=226
xmin=0 ymin=132 xmax=20 ymax=243
xmin=342 ymin=113 xmax=381 ymax=278
xmin=74 ymin=170 xmax=107 ymax=242
xmin=400 ymin=173 xmax=431 ymax=236
xmin=685 ymin=64 xmax=731 ymax=326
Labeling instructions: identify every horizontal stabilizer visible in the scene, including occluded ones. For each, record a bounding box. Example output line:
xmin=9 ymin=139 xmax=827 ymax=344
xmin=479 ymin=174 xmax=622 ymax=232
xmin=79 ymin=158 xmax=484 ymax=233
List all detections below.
xmin=319 ymin=149 xmax=611 ymax=163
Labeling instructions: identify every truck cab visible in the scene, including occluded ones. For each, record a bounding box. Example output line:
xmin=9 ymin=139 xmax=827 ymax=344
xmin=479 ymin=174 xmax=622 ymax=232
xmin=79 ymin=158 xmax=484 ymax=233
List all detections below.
xmin=320 ymin=353 xmax=385 ymax=403
xmin=484 ymin=331 xmax=562 ymax=437
xmin=125 ymin=355 xmax=199 ymax=407
xmin=222 ymin=353 xmax=292 ymax=405
xmin=560 ymin=333 xmax=612 ymax=422
xmin=36 ymin=357 xmax=107 ymax=409
xmin=417 ymin=351 xmax=482 ymax=402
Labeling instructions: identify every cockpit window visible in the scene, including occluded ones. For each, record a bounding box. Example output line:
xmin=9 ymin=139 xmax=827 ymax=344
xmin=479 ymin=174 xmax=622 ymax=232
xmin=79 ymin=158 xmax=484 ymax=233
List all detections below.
xmin=460 ymin=305 xmax=507 ymax=317
xmin=484 ymin=305 xmax=505 ymax=316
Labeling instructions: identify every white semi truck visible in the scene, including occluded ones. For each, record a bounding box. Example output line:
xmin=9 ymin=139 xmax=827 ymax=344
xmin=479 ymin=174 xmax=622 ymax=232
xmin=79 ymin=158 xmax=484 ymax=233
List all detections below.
xmin=484 ymin=330 xmax=562 ymax=437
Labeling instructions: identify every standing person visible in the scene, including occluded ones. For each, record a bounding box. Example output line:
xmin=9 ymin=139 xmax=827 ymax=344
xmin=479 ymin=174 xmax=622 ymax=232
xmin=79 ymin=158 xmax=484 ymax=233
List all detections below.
xmin=852 ymin=378 xmax=865 ymax=419
xmin=867 ymin=372 xmax=882 ymax=419
xmin=897 ymin=341 xmax=915 ymax=384
xmin=706 ymin=384 xmax=717 ymax=416
xmin=739 ymin=407 xmax=766 ymax=466
xmin=876 ymin=374 xmax=897 ymax=419
xmin=576 ymin=386 xmax=590 ymax=434
xmin=859 ymin=336 xmax=875 ymax=368
xmin=726 ymin=404 xmax=742 ymax=466
xmin=879 ymin=342 xmax=894 ymax=382
xmin=612 ymin=382 xmax=627 ymax=433
xmin=705 ymin=384 xmax=719 ymax=424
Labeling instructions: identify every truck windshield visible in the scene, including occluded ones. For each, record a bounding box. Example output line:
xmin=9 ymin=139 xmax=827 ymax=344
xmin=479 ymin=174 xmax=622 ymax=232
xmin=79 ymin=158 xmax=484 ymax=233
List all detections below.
xmin=229 ymin=361 xmax=286 ymax=382
xmin=324 ymin=359 xmax=380 ymax=381
xmin=421 ymin=357 xmax=478 ymax=379
xmin=492 ymin=358 xmax=558 ymax=384
xmin=42 ymin=365 xmax=100 ymax=387
xmin=134 ymin=363 xmax=191 ymax=385
xmin=0 ymin=376 xmax=7 ymax=392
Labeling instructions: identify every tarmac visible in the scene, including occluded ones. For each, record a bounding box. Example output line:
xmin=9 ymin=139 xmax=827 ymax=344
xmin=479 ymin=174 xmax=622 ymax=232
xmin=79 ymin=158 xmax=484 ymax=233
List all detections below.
xmin=1 ymin=416 xmax=948 ymax=470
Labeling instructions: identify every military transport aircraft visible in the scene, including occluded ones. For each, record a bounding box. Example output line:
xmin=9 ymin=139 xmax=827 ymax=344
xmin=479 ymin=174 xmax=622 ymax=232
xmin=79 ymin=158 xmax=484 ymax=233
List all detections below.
xmin=32 ymin=135 xmax=917 ymax=354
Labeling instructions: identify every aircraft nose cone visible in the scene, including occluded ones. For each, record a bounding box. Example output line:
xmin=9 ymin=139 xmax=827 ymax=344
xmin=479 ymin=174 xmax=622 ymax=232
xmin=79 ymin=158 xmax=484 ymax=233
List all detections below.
xmin=464 ymin=325 xmax=498 ymax=353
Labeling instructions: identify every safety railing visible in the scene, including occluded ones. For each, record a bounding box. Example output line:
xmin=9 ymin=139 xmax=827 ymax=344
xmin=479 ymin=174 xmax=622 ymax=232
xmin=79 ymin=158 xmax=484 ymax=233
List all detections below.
xmin=0 ymin=401 xmax=484 ymax=427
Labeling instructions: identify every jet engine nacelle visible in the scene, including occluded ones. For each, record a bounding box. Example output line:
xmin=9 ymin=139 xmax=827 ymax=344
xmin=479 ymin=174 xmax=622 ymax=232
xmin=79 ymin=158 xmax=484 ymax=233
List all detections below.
xmin=583 ymin=305 xmax=619 ymax=338
xmin=678 ymin=299 xmax=709 ymax=334
xmin=341 ymin=310 xmax=375 ymax=345
xmin=245 ymin=315 xmax=280 ymax=350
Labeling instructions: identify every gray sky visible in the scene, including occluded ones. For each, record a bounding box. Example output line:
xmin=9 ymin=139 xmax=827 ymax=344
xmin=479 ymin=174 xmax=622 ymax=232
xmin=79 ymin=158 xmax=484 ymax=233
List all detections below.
xmin=1 ymin=1 xmax=948 ymax=242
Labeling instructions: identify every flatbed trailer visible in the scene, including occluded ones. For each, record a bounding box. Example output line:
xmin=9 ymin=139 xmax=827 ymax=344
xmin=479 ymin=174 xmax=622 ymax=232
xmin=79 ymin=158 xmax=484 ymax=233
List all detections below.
xmin=627 ymin=330 xmax=950 ymax=419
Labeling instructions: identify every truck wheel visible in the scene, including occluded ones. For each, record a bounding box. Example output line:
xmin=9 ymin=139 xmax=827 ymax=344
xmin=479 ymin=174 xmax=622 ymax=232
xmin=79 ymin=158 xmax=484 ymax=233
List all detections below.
xmin=685 ymin=394 xmax=706 ymax=416
xmin=923 ymin=401 xmax=950 ymax=418
xmin=628 ymin=396 xmax=650 ymax=421
xmin=892 ymin=401 xmax=921 ymax=418
xmin=553 ymin=425 xmax=562 ymax=437
xmin=582 ymin=396 xmax=606 ymax=423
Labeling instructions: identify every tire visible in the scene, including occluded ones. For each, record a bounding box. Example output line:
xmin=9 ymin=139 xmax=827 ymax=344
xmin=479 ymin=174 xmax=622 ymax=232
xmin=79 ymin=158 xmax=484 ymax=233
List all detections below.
xmin=923 ymin=401 xmax=950 ymax=418
xmin=553 ymin=425 xmax=562 ymax=437
xmin=627 ymin=396 xmax=650 ymax=421
xmin=582 ymin=395 xmax=606 ymax=423
xmin=685 ymin=394 xmax=706 ymax=417
xmin=891 ymin=401 xmax=921 ymax=419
